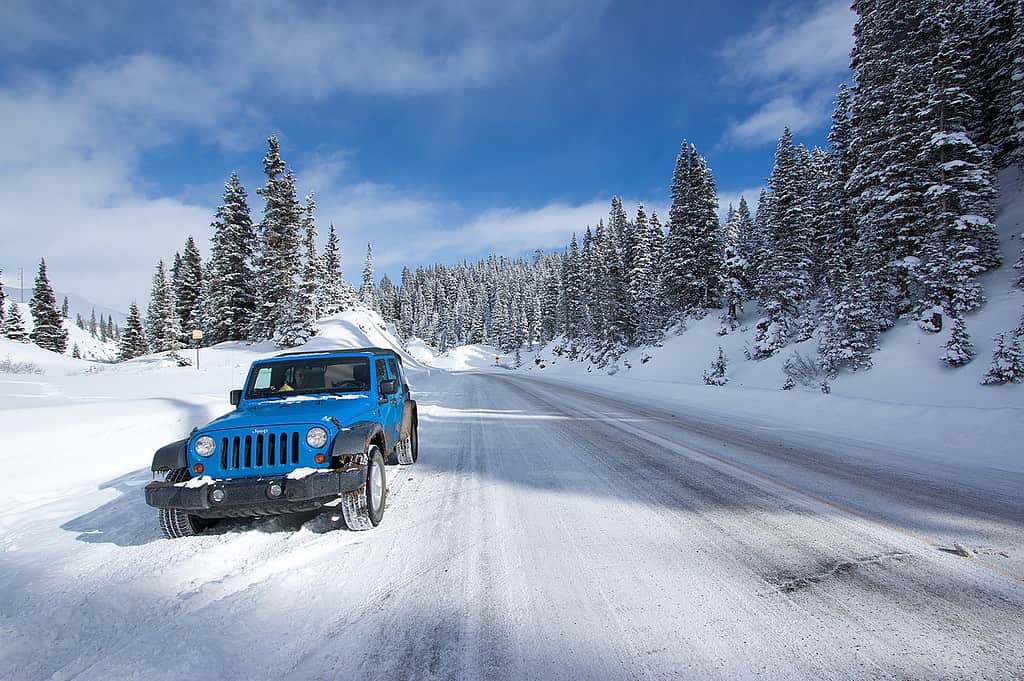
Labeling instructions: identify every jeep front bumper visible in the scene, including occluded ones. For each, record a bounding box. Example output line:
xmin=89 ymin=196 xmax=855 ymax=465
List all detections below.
xmin=144 ymin=468 xmax=366 ymax=518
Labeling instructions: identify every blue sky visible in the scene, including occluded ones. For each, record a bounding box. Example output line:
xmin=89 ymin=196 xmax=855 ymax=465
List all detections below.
xmin=0 ymin=0 xmax=854 ymax=310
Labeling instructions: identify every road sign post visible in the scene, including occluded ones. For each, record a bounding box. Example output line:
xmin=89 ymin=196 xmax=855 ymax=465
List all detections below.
xmin=192 ymin=330 xmax=203 ymax=370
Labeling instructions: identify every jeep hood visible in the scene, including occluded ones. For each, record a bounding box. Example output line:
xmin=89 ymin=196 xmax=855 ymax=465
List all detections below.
xmin=203 ymin=394 xmax=377 ymax=432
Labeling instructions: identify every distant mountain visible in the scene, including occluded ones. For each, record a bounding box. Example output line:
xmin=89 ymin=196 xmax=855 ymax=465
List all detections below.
xmin=2 ymin=287 xmax=127 ymax=326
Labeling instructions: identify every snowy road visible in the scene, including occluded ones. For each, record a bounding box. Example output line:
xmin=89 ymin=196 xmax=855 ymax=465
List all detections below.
xmin=2 ymin=369 xmax=1023 ymax=680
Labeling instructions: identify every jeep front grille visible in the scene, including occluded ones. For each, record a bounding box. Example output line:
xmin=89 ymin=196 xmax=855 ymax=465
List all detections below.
xmin=219 ymin=431 xmax=301 ymax=471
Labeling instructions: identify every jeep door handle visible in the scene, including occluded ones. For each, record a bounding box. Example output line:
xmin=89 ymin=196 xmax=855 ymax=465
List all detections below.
xmin=389 ymin=398 xmax=397 ymax=405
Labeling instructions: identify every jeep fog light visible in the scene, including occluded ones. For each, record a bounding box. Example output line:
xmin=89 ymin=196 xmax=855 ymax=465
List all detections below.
xmin=306 ymin=427 xmax=328 ymax=449
xmin=194 ymin=435 xmax=216 ymax=457
xmin=268 ymin=482 xmax=283 ymax=498
xmin=211 ymin=488 xmax=226 ymax=503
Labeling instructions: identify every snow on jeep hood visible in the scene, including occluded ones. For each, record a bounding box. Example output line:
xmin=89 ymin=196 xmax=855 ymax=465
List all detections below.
xmin=202 ymin=394 xmax=375 ymax=431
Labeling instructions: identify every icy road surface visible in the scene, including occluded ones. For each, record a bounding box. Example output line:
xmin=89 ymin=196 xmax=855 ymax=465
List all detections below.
xmin=2 ymin=370 xmax=1023 ymax=680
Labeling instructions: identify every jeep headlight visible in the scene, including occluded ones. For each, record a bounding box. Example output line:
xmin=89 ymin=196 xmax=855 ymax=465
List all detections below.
xmin=194 ymin=435 xmax=216 ymax=457
xmin=306 ymin=427 xmax=328 ymax=449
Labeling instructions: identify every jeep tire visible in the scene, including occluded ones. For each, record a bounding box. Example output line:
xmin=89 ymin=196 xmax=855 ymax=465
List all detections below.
xmin=396 ymin=422 xmax=418 ymax=465
xmin=158 ymin=468 xmax=208 ymax=539
xmin=341 ymin=445 xmax=386 ymax=531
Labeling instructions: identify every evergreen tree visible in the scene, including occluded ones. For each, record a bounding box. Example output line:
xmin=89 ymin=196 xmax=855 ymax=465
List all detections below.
xmin=71 ymin=343 xmax=81 ymax=359
xmin=61 ymin=296 xmax=69 ymax=319
xmin=2 ymin=303 xmax=28 ymax=342
xmin=360 ymin=242 xmax=377 ymax=310
xmin=253 ymin=137 xmax=303 ymax=341
xmin=89 ymin=308 xmax=98 ymax=338
xmin=28 ymin=259 xmax=68 ymax=353
xmin=321 ymin=223 xmax=356 ymax=315
xmin=942 ymin=314 xmax=975 ymax=367
xmin=146 ymin=260 xmax=181 ymax=352
xmin=0 ymin=270 xmax=5 ymax=315
xmin=982 ymin=332 xmax=1024 ymax=384
xmin=118 ymin=303 xmax=149 ymax=360
xmin=703 ymin=347 xmax=728 ymax=386
xmin=819 ymin=271 xmax=879 ymax=373
xmin=918 ymin=5 xmax=1001 ymax=318
xmin=979 ymin=0 xmax=1020 ymax=164
xmin=299 ymin=193 xmax=323 ymax=325
xmin=664 ymin=140 xmax=723 ymax=313
xmin=628 ymin=204 xmax=664 ymax=345
xmin=849 ymin=0 xmax=938 ymax=321
xmin=175 ymin=236 xmax=204 ymax=335
xmin=207 ymin=172 xmax=257 ymax=343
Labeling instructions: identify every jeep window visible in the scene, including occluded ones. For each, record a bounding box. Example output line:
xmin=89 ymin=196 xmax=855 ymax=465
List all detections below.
xmin=244 ymin=357 xmax=372 ymax=399
xmin=387 ymin=358 xmax=403 ymax=388
xmin=375 ymin=359 xmax=389 ymax=395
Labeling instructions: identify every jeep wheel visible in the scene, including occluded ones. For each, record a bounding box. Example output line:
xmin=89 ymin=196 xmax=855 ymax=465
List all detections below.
xmin=158 ymin=469 xmax=207 ymax=539
xmin=341 ymin=445 xmax=386 ymax=530
xmin=396 ymin=422 xmax=418 ymax=465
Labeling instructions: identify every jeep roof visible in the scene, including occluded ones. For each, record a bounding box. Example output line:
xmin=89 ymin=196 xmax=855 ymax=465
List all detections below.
xmin=273 ymin=347 xmax=405 ymax=361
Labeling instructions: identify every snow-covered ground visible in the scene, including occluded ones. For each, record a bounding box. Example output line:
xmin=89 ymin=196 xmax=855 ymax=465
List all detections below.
xmin=1 ymin=328 xmax=1022 ymax=679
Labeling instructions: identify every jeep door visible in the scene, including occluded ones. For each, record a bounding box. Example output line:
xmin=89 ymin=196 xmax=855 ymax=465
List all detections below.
xmin=375 ymin=358 xmax=402 ymax=449
xmin=387 ymin=357 xmax=411 ymax=441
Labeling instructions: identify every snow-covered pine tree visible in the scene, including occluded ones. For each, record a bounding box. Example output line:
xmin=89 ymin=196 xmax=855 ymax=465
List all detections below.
xmin=720 ymin=243 xmax=749 ymax=328
xmin=360 ymin=243 xmax=377 ymax=311
xmin=751 ymin=130 xmax=814 ymax=358
xmin=377 ymin=273 xmax=398 ymax=321
xmin=28 ymin=259 xmax=68 ymax=354
xmin=1011 ymin=2 xmax=1024 ymax=165
xmin=71 ymin=343 xmax=81 ymax=359
xmin=819 ymin=266 xmax=879 ymax=373
xmin=175 ymin=236 xmax=204 ymax=336
xmin=89 ymin=308 xmax=98 ymax=337
xmin=918 ymin=4 xmax=1001 ymax=319
xmin=563 ymin=234 xmax=584 ymax=342
xmin=300 ymin=193 xmax=323 ymax=324
xmin=61 ymin=296 xmax=69 ymax=319
xmin=207 ymin=172 xmax=257 ymax=343
xmin=628 ymin=204 xmax=663 ymax=345
xmin=146 ymin=260 xmax=181 ymax=353
xmin=664 ymin=140 xmax=723 ymax=314
xmin=118 ymin=303 xmax=149 ymax=360
xmin=702 ymin=346 xmax=728 ymax=386
xmin=978 ymin=0 xmax=1020 ymax=165
xmin=982 ymin=332 xmax=1024 ymax=383
xmin=820 ymin=84 xmax=858 ymax=309
xmin=0 ymin=270 xmax=5 ymax=314
xmin=942 ymin=314 xmax=975 ymax=367
xmin=321 ymin=223 xmax=356 ymax=315
xmin=2 ymin=303 xmax=28 ymax=342
xmin=252 ymin=137 xmax=303 ymax=342
xmin=849 ymin=0 xmax=937 ymax=321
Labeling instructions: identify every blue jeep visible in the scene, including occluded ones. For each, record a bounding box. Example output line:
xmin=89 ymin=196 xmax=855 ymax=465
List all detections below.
xmin=144 ymin=347 xmax=418 ymax=538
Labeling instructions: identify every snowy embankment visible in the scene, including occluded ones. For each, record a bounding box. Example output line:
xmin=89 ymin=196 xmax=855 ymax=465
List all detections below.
xmin=413 ymin=169 xmax=1024 ymax=475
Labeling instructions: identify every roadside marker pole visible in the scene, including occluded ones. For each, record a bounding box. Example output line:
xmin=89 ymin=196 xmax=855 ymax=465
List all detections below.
xmin=192 ymin=329 xmax=203 ymax=371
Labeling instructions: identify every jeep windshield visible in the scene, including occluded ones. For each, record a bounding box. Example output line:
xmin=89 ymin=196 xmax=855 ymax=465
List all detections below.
xmin=244 ymin=357 xmax=371 ymax=399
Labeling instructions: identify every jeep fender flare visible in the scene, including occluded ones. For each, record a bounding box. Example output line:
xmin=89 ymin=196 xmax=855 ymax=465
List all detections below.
xmin=331 ymin=421 xmax=385 ymax=462
xmin=151 ymin=439 xmax=189 ymax=472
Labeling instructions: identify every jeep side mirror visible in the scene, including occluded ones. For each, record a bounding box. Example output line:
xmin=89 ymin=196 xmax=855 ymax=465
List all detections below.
xmin=229 ymin=389 xmax=242 ymax=406
xmin=379 ymin=379 xmax=398 ymax=395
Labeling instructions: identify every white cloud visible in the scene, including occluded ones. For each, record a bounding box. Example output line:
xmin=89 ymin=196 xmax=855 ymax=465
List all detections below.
xmin=724 ymin=96 xmax=826 ymax=147
xmin=0 ymin=0 xmax=609 ymax=309
xmin=719 ymin=1 xmax=855 ymax=88
xmin=718 ymin=0 xmax=854 ymax=147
